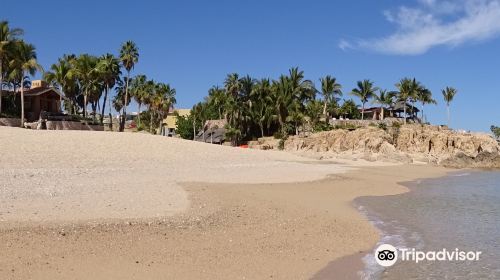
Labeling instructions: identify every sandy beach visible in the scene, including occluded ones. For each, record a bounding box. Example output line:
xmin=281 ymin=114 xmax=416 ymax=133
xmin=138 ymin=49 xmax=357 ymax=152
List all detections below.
xmin=0 ymin=127 xmax=448 ymax=279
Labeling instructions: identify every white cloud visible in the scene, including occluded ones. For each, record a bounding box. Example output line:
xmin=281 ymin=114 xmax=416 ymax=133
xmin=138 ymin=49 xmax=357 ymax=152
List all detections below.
xmin=340 ymin=0 xmax=500 ymax=55
xmin=338 ymin=39 xmax=353 ymax=51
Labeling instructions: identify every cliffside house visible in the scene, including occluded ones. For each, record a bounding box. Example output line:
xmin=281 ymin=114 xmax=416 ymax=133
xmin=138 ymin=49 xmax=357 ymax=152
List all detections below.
xmin=360 ymin=101 xmax=420 ymax=121
xmin=1 ymin=80 xmax=63 ymax=121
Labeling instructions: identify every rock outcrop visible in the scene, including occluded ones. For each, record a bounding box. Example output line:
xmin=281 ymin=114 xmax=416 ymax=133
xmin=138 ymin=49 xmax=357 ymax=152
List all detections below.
xmin=249 ymin=124 xmax=500 ymax=168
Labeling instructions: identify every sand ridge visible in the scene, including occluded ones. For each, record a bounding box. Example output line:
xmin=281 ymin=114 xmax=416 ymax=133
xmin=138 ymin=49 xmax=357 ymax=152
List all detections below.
xmin=0 ymin=127 xmax=350 ymax=224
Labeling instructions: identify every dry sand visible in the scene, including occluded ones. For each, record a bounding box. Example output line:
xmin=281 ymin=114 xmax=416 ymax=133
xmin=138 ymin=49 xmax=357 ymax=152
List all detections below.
xmin=0 ymin=127 xmax=448 ymax=279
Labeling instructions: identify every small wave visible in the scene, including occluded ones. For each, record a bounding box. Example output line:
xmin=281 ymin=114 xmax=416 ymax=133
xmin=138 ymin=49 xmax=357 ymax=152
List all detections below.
xmin=356 ymin=204 xmax=424 ymax=280
xmin=450 ymin=172 xmax=471 ymax=177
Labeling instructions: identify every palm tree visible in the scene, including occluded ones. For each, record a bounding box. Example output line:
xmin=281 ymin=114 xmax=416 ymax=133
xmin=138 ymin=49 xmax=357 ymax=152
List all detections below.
xmin=207 ymin=86 xmax=226 ymax=120
xmin=0 ymin=21 xmax=23 ymax=115
xmin=288 ymin=101 xmax=305 ymax=135
xmin=223 ymin=94 xmax=239 ymax=138
xmin=238 ymin=75 xmax=255 ymax=135
xmin=272 ymin=75 xmax=293 ymax=133
xmin=289 ymin=67 xmax=315 ymax=105
xmin=250 ymin=78 xmax=273 ymax=137
xmin=71 ymin=54 xmax=98 ymax=118
xmin=154 ymin=82 xmax=176 ymax=134
xmin=442 ymin=87 xmax=457 ymax=127
xmin=306 ymin=99 xmax=324 ymax=130
xmin=225 ymin=125 xmax=241 ymax=146
xmin=350 ymin=79 xmax=378 ymax=120
xmin=113 ymin=78 xmax=132 ymax=121
xmin=395 ymin=78 xmax=419 ymax=124
xmin=417 ymin=86 xmax=436 ymax=123
xmin=239 ymin=75 xmax=254 ymax=100
xmin=191 ymin=102 xmax=203 ymax=140
xmin=87 ymin=77 xmax=103 ymax=121
xmin=224 ymin=73 xmax=241 ymax=99
xmin=10 ymin=41 xmax=42 ymax=126
xmin=131 ymin=74 xmax=147 ymax=127
xmin=119 ymin=41 xmax=139 ymax=132
xmin=96 ymin=54 xmax=121 ymax=125
xmin=144 ymin=79 xmax=157 ymax=133
xmin=271 ymin=68 xmax=315 ymax=135
xmin=319 ymin=75 xmax=342 ymax=122
xmin=44 ymin=57 xmax=72 ymax=112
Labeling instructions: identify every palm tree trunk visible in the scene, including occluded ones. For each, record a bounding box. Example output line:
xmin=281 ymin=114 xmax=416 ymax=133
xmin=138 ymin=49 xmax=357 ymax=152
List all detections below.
xmin=59 ymin=88 xmax=63 ymax=112
xmin=403 ymin=103 xmax=407 ymax=124
xmin=259 ymin=122 xmax=264 ymax=138
xmin=323 ymin=100 xmax=328 ymax=119
xmin=92 ymin=102 xmax=97 ymax=122
xmin=0 ymin=62 xmax=3 ymax=116
xmin=447 ymin=105 xmax=450 ymax=127
xmin=277 ymin=107 xmax=284 ymax=133
xmin=159 ymin=114 xmax=164 ymax=136
xmin=361 ymin=102 xmax=365 ymax=120
xmin=100 ymin=85 xmax=108 ymax=125
xmin=411 ymin=100 xmax=416 ymax=119
xmin=137 ymin=102 xmax=141 ymax=127
xmin=149 ymin=109 xmax=153 ymax=134
xmin=108 ymin=92 xmax=113 ymax=130
xmin=193 ymin=117 xmax=196 ymax=140
xmin=121 ymin=71 xmax=130 ymax=132
xmin=202 ymin=120 xmax=205 ymax=142
xmin=421 ymin=103 xmax=424 ymax=123
xmin=83 ymin=89 xmax=88 ymax=118
xmin=20 ymin=76 xmax=25 ymax=127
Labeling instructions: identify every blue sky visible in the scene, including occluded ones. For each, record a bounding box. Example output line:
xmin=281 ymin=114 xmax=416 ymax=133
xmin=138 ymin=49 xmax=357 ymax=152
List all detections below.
xmin=2 ymin=0 xmax=499 ymax=132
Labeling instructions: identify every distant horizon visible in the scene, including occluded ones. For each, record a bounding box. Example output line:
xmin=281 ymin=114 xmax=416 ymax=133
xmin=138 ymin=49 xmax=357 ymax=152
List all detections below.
xmin=2 ymin=0 xmax=500 ymax=132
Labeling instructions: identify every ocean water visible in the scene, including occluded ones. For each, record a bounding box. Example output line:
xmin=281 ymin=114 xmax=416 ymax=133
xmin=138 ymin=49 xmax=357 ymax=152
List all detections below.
xmin=355 ymin=170 xmax=500 ymax=280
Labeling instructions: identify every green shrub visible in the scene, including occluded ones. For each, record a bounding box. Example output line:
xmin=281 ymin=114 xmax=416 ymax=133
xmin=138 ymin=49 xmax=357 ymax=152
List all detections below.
xmin=313 ymin=122 xmax=333 ymax=132
xmin=278 ymin=139 xmax=286 ymax=150
xmin=175 ymin=114 xmax=200 ymax=140
xmin=491 ymin=125 xmax=500 ymax=139
xmin=378 ymin=123 xmax=387 ymax=130
xmin=333 ymin=123 xmax=358 ymax=130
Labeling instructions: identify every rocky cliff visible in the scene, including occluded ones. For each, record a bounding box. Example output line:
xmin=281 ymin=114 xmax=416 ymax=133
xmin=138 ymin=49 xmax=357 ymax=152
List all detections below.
xmin=249 ymin=124 xmax=500 ymax=168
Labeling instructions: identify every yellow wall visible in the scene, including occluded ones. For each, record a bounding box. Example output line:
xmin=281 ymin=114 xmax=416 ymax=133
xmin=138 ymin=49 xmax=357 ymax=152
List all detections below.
xmin=163 ymin=109 xmax=190 ymax=129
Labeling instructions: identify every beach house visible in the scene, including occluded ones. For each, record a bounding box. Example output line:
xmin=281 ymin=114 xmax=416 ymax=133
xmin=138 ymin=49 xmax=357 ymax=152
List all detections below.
xmin=1 ymin=80 xmax=63 ymax=121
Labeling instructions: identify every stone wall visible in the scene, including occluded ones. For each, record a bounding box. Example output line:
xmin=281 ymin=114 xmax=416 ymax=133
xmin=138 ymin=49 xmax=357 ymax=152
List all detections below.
xmin=46 ymin=121 xmax=104 ymax=131
xmin=0 ymin=118 xmax=21 ymax=127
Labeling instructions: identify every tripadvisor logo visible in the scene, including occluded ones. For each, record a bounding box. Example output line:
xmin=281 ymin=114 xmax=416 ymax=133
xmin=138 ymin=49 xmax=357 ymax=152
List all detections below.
xmin=374 ymin=244 xmax=482 ymax=267
xmin=375 ymin=244 xmax=398 ymax=267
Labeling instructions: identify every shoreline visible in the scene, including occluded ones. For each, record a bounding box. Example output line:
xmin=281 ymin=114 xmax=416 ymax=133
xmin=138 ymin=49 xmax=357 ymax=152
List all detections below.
xmin=0 ymin=163 xmax=448 ymax=279
xmin=348 ymin=168 xmax=498 ymax=280
xmin=311 ymin=165 xmax=450 ymax=280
